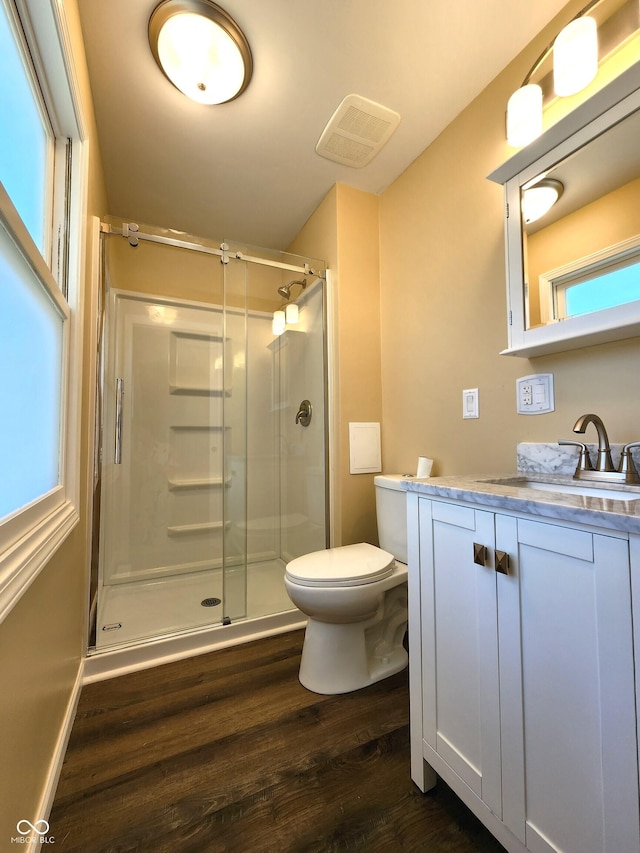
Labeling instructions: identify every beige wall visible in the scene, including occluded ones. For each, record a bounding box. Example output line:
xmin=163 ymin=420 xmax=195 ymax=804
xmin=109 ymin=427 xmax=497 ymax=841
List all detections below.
xmin=290 ymin=184 xmax=382 ymax=546
xmin=0 ymin=0 xmax=107 ymax=838
xmin=379 ymin=0 xmax=640 ymax=479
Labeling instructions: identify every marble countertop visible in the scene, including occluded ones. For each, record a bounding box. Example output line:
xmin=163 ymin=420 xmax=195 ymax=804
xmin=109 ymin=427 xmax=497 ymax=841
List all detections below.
xmin=402 ymin=472 xmax=640 ymax=534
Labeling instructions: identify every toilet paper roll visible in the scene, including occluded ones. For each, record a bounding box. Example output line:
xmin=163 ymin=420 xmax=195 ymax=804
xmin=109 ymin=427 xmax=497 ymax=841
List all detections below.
xmin=417 ymin=456 xmax=433 ymax=478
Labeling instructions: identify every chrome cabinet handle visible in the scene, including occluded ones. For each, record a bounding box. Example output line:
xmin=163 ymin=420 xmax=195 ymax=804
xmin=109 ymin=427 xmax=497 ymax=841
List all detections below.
xmin=114 ymin=378 xmax=124 ymax=464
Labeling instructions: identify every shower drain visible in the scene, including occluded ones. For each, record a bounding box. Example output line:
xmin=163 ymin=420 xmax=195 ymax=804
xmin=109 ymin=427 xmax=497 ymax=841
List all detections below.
xmin=201 ymin=597 xmax=222 ymax=607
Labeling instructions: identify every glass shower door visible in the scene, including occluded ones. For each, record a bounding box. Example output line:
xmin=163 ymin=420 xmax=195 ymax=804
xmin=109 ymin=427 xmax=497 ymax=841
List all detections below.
xmin=93 ymin=228 xmax=327 ymax=652
xmin=95 ymin=234 xmax=229 ymax=649
xmin=276 ymin=276 xmax=327 ymax=563
xmin=223 ymin=249 xmax=327 ymax=623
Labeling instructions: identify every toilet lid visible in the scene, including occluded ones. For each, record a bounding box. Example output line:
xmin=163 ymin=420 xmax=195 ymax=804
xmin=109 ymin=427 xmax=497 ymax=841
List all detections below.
xmin=285 ymin=543 xmax=395 ymax=587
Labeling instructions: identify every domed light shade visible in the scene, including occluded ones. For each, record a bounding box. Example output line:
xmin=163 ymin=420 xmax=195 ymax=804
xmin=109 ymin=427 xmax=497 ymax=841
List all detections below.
xmin=522 ymin=179 xmax=564 ymax=224
xmin=149 ymin=0 xmax=252 ymax=105
xmin=506 ymin=84 xmax=543 ymax=147
xmin=553 ymin=17 xmax=598 ymax=97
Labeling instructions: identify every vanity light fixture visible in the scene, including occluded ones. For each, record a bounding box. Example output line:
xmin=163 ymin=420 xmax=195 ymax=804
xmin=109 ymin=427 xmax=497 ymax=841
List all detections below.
xmin=272 ymin=304 xmax=299 ymax=333
xmin=522 ymin=178 xmax=564 ymax=224
xmin=285 ymin=303 xmax=299 ymax=324
xmin=506 ymin=84 xmax=543 ymax=148
xmin=553 ymin=16 xmax=598 ymax=96
xmin=506 ymin=2 xmax=603 ymax=148
xmin=272 ymin=310 xmax=286 ymax=336
xmin=148 ymin=0 xmax=253 ymax=105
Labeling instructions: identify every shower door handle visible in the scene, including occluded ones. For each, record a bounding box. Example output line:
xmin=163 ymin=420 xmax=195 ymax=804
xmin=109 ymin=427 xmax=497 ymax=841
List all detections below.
xmin=295 ymin=399 xmax=312 ymax=427
xmin=114 ymin=378 xmax=124 ymax=464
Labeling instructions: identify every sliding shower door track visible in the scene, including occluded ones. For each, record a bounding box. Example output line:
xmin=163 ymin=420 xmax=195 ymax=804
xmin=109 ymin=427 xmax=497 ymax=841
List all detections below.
xmin=100 ymin=221 xmax=324 ymax=276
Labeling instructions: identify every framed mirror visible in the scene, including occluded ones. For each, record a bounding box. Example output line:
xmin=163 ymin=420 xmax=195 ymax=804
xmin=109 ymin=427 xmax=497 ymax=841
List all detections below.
xmin=489 ymin=59 xmax=640 ymax=356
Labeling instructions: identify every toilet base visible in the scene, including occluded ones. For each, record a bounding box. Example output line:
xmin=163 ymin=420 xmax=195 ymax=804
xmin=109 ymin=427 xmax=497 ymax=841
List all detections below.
xmin=297 ymin=587 xmax=408 ymax=694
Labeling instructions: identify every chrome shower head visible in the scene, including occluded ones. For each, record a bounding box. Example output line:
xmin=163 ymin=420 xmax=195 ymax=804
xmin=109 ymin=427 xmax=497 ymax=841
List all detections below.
xmin=277 ymin=279 xmax=307 ymax=300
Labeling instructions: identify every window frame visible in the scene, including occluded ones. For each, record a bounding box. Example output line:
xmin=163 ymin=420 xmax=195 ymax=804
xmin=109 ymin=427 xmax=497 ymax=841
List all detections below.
xmin=0 ymin=0 xmax=88 ymax=623
xmin=539 ymin=234 xmax=640 ymax=323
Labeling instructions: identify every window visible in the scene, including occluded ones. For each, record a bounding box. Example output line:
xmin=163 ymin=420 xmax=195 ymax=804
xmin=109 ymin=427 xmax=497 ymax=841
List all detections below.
xmin=0 ymin=0 xmax=52 ymax=255
xmin=0 ymin=0 xmax=86 ymax=623
xmin=0 ymin=225 xmax=65 ymax=519
xmin=542 ymin=235 xmax=640 ymax=323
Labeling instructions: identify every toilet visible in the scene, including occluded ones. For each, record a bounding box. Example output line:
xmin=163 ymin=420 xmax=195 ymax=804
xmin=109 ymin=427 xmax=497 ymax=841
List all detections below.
xmin=284 ymin=474 xmax=409 ymax=694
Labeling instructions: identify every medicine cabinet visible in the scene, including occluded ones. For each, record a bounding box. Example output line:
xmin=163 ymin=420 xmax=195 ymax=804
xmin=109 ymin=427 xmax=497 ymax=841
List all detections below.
xmin=488 ymin=60 xmax=640 ymax=357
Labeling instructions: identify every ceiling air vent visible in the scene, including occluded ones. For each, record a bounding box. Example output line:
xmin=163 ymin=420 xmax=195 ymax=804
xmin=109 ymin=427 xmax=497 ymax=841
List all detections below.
xmin=315 ymin=94 xmax=401 ymax=168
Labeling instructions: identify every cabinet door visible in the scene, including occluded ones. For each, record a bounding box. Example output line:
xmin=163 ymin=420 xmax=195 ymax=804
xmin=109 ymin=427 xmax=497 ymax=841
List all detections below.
xmin=497 ymin=514 xmax=640 ymax=853
xmin=419 ymin=499 xmax=502 ymax=817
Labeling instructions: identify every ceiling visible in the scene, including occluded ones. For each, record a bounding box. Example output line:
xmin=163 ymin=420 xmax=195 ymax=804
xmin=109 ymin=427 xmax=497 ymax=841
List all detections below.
xmin=77 ymin=0 xmax=570 ymax=251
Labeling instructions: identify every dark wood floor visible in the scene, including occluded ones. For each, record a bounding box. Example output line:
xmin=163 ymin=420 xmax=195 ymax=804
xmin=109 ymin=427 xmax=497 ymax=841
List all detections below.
xmin=50 ymin=630 xmax=504 ymax=852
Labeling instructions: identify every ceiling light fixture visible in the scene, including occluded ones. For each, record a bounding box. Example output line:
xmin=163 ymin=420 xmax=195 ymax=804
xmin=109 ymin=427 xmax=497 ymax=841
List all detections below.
xmin=522 ymin=179 xmax=564 ymax=224
xmin=149 ymin=0 xmax=252 ymax=105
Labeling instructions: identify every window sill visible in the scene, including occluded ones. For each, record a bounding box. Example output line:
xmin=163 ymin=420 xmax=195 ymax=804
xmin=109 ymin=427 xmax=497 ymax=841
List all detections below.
xmin=0 ymin=499 xmax=79 ymax=624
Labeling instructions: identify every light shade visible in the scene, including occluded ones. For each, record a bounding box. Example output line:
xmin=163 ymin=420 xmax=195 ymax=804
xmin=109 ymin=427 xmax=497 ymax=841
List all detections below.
xmin=522 ymin=179 xmax=564 ymax=224
xmin=285 ymin=303 xmax=299 ymax=324
xmin=506 ymin=84 xmax=543 ymax=147
xmin=553 ymin=17 xmax=598 ymax=97
xmin=149 ymin=0 xmax=252 ymax=105
xmin=272 ymin=310 xmax=286 ymax=335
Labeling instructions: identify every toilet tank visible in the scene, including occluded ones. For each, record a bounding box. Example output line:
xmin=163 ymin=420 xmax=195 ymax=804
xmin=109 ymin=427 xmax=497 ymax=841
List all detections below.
xmin=374 ymin=474 xmax=410 ymax=563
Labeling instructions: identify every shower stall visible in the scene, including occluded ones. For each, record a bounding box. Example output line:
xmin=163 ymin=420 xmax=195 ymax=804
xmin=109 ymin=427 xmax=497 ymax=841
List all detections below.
xmin=90 ymin=221 xmax=328 ymax=656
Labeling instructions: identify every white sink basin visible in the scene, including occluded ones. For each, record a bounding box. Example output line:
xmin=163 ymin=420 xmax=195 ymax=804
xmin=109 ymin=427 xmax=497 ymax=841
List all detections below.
xmin=484 ymin=477 xmax=640 ymax=502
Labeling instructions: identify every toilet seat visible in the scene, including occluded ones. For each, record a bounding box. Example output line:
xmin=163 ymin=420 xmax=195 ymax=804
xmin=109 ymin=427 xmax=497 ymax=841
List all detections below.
xmin=285 ymin=543 xmax=395 ymax=588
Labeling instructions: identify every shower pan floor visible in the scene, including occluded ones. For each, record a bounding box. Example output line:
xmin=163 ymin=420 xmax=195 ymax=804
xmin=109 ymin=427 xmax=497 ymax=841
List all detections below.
xmin=96 ymin=559 xmax=294 ymax=649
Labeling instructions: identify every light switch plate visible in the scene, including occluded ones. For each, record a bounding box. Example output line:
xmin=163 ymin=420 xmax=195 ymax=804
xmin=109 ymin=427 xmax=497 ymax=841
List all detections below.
xmin=516 ymin=373 xmax=554 ymax=414
xmin=462 ymin=388 xmax=479 ymax=419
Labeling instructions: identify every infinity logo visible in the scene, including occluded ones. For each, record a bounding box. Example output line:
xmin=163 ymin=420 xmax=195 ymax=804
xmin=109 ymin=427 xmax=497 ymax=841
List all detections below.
xmin=16 ymin=819 xmax=50 ymax=836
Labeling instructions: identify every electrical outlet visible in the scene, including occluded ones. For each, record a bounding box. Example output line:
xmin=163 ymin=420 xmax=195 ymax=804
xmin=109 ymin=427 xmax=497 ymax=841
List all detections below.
xmin=516 ymin=374 xmax=554 ymax=415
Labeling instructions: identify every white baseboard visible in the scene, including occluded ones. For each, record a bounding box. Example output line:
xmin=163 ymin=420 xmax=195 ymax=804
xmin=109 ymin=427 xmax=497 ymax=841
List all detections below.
xmin=83 ymin=610 xmax=306 ymax=683
xmin=38 ymin=659 xmax=85 ymax=827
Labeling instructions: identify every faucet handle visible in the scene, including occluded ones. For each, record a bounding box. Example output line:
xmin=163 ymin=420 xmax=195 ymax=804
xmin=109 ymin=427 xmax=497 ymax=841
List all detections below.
xmin=558 ymin=439 xmax=594 ymax=475
xmin=618 ymin=442 xmax=640 ymax=484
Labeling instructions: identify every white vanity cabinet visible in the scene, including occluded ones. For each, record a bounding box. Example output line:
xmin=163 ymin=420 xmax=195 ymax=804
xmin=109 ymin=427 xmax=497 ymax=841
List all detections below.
xmin=407 ymin=491 xmax=640 ymax=853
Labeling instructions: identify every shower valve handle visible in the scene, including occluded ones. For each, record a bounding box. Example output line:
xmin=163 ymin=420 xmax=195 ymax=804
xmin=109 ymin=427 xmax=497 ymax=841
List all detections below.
xmin=296 ymin=400 xmax=312 ymax=427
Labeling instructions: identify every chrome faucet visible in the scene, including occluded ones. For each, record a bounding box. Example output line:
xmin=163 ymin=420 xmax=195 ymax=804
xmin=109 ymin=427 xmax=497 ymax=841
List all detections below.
xmin=572 ymin=413 xmax=614 ymax=472
xmin=558 ymin=413 xmax=640 ymax=484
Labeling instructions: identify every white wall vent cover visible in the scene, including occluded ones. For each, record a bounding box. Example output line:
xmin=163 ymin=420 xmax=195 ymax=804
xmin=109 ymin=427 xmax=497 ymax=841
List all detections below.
xmin=315 ymin=94 xmax=401 ymax=168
